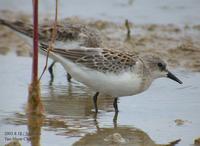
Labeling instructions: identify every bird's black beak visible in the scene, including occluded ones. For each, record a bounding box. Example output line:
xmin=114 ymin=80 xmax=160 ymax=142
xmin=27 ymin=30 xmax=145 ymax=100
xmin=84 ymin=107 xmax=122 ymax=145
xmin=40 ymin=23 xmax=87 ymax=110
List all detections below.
xmin=167 ymin=71 xmax=183 ymax=84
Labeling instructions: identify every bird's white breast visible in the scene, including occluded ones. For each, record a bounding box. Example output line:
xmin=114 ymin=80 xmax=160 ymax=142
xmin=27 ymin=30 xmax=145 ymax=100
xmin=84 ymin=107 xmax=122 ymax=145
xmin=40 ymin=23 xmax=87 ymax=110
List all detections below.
xmin=58 ymin=56 xmax=145 ymax=97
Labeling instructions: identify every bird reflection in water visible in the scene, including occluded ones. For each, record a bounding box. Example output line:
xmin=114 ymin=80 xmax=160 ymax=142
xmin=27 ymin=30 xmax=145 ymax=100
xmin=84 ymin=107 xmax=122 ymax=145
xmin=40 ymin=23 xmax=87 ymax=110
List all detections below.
xmin=42 ymin=81 xmax=115 ymax=117
xmin=42 ymin=82 xmax=180 ymax=146
xmin=5 ymin=82 xmax=180 ymax=146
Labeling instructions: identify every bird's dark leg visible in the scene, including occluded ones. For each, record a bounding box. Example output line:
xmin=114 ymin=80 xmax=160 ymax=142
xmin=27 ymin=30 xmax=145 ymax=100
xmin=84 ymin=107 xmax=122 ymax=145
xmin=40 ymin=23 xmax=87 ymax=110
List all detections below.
xmin=113 ymin=97 xmax=119 ymax=113
xmin=93 ymin=92 xmax=99 ymax=113
xmin=67 ymin=73 xmax=72 ymax=82
xmin=113 ymin=97 xmax=119 ymax=123
xmin=113 ymin=112 xmax=118 ymax=126
xmin=48 ymin=61 xmax=56 ymax=82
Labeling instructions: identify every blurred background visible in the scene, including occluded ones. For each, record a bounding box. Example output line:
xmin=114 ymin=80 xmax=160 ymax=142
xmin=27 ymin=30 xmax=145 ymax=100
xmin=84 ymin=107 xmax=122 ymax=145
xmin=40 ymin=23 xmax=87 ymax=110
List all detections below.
xmin=0 ymin=0 xmax=200 ymax=24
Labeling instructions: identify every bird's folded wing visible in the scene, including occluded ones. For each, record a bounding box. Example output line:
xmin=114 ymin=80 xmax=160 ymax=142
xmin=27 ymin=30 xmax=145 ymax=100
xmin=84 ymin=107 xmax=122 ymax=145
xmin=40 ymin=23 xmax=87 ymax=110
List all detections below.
xmin=40 ymin=43 xmax=137 ymax=73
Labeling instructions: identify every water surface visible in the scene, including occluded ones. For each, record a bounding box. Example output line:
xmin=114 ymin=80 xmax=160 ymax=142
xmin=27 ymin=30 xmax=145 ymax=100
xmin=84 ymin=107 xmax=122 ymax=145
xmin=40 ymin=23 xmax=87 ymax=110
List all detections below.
xmin=0 ymin=54 xmax=200 ymax=146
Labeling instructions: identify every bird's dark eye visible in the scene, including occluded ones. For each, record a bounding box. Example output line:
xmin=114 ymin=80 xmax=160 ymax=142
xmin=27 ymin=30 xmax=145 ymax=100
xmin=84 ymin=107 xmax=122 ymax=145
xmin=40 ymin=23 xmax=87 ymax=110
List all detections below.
xmin=157 ymin=62 xmax=163 ymax=68
xmin=157 ymin=62 xmax=166 ymax=70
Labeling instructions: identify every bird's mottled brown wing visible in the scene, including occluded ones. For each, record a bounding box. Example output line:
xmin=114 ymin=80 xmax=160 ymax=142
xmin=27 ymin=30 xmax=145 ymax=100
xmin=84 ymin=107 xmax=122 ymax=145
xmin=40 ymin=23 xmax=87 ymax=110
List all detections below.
xmin=40 ymin=43 xmax=137 ymax=73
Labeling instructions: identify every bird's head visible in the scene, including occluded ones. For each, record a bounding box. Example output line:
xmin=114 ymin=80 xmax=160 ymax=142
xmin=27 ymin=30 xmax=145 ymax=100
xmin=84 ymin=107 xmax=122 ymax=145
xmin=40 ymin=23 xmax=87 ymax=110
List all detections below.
xmin=141 ymin=55 xmax=183 ymax=84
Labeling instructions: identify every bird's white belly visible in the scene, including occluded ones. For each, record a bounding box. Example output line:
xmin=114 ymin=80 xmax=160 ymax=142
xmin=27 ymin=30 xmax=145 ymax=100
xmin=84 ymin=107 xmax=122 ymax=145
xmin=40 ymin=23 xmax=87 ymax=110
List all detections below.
xmin=59 ymin=57 xmax=144 ymax=97
xmin=91 ymin=72 xmax=143 ymax=97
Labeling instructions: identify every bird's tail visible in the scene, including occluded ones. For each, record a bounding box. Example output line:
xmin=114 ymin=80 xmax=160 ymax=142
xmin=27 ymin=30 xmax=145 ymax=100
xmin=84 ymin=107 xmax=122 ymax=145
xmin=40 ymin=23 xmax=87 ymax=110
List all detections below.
xmin=0 ymin=18 xmax=14 ymax=28
xmin=0 ymin=18 xmax=33 ymax=38
xmin=39 ymin=43 xmax=65 ymax=62
xmin=39 ymin=43 xmax=49 ymax=53
xmin=0 ymin=18 xmax=5 ymax=25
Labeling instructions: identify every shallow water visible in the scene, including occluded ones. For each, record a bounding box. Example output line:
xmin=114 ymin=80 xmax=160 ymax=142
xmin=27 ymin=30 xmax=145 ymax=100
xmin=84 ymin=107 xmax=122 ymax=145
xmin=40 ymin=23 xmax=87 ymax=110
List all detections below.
xmin=0 ymin=53 xmax=200 ymax=146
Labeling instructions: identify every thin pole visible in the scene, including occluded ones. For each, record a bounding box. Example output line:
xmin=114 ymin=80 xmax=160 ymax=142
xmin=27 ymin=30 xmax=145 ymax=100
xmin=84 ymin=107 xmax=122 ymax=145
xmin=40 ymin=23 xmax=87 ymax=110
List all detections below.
xmin=32 ymin=0 xmax=39 ymax=83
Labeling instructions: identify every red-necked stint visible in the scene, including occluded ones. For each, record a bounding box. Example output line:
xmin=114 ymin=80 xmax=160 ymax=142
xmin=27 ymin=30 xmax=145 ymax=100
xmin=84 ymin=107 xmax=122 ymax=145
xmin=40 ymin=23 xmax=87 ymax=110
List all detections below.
xmin=40 ymin=44 xmax=183 ymax=113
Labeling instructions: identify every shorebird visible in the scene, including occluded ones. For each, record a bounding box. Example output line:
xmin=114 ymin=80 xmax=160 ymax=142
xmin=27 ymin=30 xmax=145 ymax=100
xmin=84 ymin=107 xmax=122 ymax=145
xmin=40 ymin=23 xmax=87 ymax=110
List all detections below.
xmin=0 ymin=18 xmax=102 ymax=81
xmin=39 ymin=43 xmax=183 ymax=113
xmin=0 ymin=18 xmax=183 ymax=114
